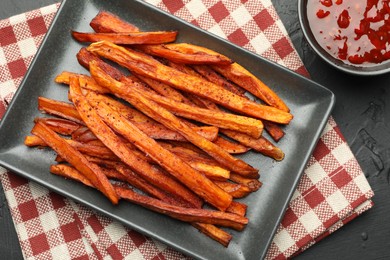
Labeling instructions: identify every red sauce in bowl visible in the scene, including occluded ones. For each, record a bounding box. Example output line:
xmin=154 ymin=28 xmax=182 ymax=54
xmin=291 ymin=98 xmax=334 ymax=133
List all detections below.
xmin=307 ymin=0 xmax=390 ymax=66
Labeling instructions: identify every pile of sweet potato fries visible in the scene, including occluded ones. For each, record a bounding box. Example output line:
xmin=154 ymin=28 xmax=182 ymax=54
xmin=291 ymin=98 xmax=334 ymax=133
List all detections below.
xmin=24 ymin=11 xmax=293 ymax=246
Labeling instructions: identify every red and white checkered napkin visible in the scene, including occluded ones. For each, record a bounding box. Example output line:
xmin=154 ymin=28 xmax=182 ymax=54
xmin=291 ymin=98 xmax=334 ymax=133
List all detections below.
xmin=0 ymin=1 xmax=374 ymax=259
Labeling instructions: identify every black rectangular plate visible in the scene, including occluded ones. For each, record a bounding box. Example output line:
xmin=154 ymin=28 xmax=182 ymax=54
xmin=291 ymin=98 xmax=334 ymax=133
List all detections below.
xmin=0 ymin=0 xmax=334 ymax=259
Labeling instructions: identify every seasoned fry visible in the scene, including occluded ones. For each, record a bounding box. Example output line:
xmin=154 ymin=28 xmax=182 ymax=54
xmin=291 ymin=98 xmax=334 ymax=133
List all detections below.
xmin=263 ymin=121 xmax=285 ymax=142
xmin=222 ymin=130 xmax=285 ymax=161
xmin=115 ymin=186 xmax=248 ymax=231
xmin=34 ymin=117 xmax=81 ymax=135
xmin=86 ymin=90 xmax=233 ymax=211
xmin=69 ymin=76 xmax=203 ymax=208
xmin=87 ymin=41 xmax=293 ymax=124
xmin=118 ymin=77 xmax=264 ymax=139
xmin=90 ymin=11 xmax=140 ymax=33
xmin=135 ymin=43 xmax=232 ymax=65
xmin=213 ymin=136 xmax=250 ymax=154
xmin=89 ymin=61 xmax=259 ymax=178
xmin=32 ymin=121 xmax=119 ymax=204
xmin=192 ymin=223 xmax=232 ymax=247
xmin=25 ymin=133 xmax=119 ymax=160
xmin=56 ymin=71 xmax=111 ymax=94
xmin=98 ymin=164 xmax=189 ymax=207
xmin=52 ymin=160 xmax=230 ymax=245
xmin=214 ymin=181 xmax=252 ymax=199
xmin=120 ymin=75 xmax=264 ymax=138
xmin=226 ymin=201 xmax=247 ymax=217
xmin=135 ymin=74 xmax=194 ymax=106
xmin=192 ymin=65 xmax=246 ymax=96
xmin=230 ymin=173 xmax=262 ymax=192
xmin=50 ymin=164 xmax=93 ymax=187
xmin=212 ymin=62 xmax=290 ymax=112
xmin=72 ymin=31 xmax=178 ymax=45
xmin=24 ymin=135 xmax=48 ymax=147
xmin=38 ymin=97 xmax=84 ymax=124
xmin=71 ymin=126 xmax=98 ymax=143
xmin=77 ymin=47 xmax=124 ymax=80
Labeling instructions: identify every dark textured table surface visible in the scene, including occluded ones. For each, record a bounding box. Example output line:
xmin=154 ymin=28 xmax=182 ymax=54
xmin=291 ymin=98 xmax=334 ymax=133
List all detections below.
xmin=1 ymin=1 xmax=389 ymax=259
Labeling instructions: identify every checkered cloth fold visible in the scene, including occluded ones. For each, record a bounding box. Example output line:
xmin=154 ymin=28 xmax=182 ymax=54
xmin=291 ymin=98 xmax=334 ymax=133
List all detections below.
xmin=0 ymin=1 xmax=373 ymax=259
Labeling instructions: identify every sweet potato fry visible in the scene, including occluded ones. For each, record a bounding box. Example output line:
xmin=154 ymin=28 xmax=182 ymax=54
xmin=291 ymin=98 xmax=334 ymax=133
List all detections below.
xmin=191 ymin=162 xmax=230 ymax=181
xmin=89 ymin=61 xmax=259 ymax=178
xmin=31 ymin=121 xmax=119 ymax=204
xmin=71 ymin=126 xmax=98 ymax=143
xmin=192 ymin=65 xmax=246 ymax=96
xmin=50 ymin=164 xmax=93 ymax=187
xmin=115 ymin=186 xmax=248 ymax=231
xmin=192 ymin=223 xmax=232 ymax=247
xmin=135 ymin=74 xmax=194 ymax=106
xmin=38 ymin=97 xmax=84 ymax=124
xmin=90 ymin=11 xmax=140 ymax=33
xmin=86 ymin=90 xmax=233 ymax=211
xmin=69 ymin=76 xmax=202 ymax=208
xmin=52 ymin=161 xmax=229 ymax=244
xmin=77 ymin=48 xmax=124 ymax=80
xmin=34 ymin=117 xmax=81 ymax=135
xmin=72 ymin=31 xmax=177 ymax=45
xmin=226 ymin=201 xmax=247 ymax=217
xmin=213 ymin=136 xmax=250 ymax=154
xmin=98 ymin=164 xmax=188 ymax=206
xmin=87 ymin=41 xmax=293 ymax=124
xmin=25 ymin=133 xmax=119 ymax=160
xmin=263 ymin=121 xmax=285 ymax=142
xmin=55 ymin=71 xmax=110 ymax=94
xmin=230 ymin=173 xmax=262 ymax=192
xmin=24 ymin=135 xmax=47 ymax=147
xmin=118 ymin=76 xmax=264 ymax=138
xmin=214 ymin=181 xmax=252 ymax=198
xmin=135 ymin=43 xmax=232 ymax=65
xmin=212 ymin=62 xmax=290 ymax=112
xmin=222 ymin=130 xmax=285 ymax=161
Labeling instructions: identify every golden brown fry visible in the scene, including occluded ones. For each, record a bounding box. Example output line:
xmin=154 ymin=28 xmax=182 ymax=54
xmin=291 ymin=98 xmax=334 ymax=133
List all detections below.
xmin=136 ymin=43 xmax=232 ymax=65
xmin=212 ymin=62 xmax=290 ymax=112
xmin=86 ymin=90 xmax=233 ymax=211
xmin=90 ymin=11 xmax=140 ymax=33
xmin=115 ymin=186 xmax=248 ymax=231
xmin=89 ymin=61 xmax=259 ymax=178
xmin=31 ymin=121 xmax=119 ymax=204
xmin=72 ymin=31 xmax=177 ymax=44
xmin=69 ymin=76 xmax=203 ymax=209
xmin=87 ymin=41 xmax=293 ymax=124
